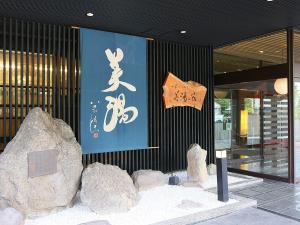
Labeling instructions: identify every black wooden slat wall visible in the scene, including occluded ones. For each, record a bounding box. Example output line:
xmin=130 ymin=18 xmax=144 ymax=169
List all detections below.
xmin=0 ymin=17 xmax=214 ymax=174
xmin=82 ymin=40 xmax=215 ymax=173
xmin=0 ymin=18 xmax=80 ymax=150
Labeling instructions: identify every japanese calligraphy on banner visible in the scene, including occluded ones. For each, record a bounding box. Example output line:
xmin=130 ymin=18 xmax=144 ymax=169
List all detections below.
xmin=163 ymin=72 xmax=207 ymax=110
xmin=80 ymin=28 xmax=148 ymax=154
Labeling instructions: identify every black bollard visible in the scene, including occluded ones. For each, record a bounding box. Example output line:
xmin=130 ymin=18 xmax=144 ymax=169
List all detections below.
xmin=216 ymin=150 xmax=229 ymax=202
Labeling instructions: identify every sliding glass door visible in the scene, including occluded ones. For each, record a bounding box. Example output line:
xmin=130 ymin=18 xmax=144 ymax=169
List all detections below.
xmin=215 ymin=79 xmax=289 ymax=178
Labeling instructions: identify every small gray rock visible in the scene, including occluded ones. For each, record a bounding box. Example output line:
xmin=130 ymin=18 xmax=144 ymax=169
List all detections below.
xmin=79 ymin=220 xmax=111 ymax=225
xmin=81 ymin=163 xmax=139 ymax=214
xmin=207 ymin=164 xmax=217 ymax=175
xmin=168 ymin=175 xmax=180 ymax=185
xmin=132 ymin=170 xmax=168 ymax=191
xmin=0 ymin=207 xmax=24 ymax=225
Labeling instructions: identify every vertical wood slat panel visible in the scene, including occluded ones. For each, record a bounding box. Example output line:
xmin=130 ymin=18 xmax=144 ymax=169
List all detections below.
xmin=8 ymin=18 xmax=12 ymax=141
xmin=62 ymin=26 xmax=65 ymax=121
xmin=31 ymin=22 xmax=35 ymax=109
xmin=37 ymin=23 xmax=40 ymax=108
xmin=71 ymin=28 xmax=76 ymax=133
xmin=2 ymin=18 xmax=7 ymax=146
xmin=0 ymin=17 xmax=214 ymax=174
xmin=57 ymin=26 xmax=61 ymax=119
xmin=52 ymin=25 xmax=56 ymax=117
xmin=0 ymin=18 xmax=80 ymax=157
xmin=76 ymin=28 xmax=80 ymax=142
xmin=25 ymin=22 xmax=29 ymax=115
xmin=67 ymin=28 xmax=71 ymax=126
xmin=14 ymin=19 xmax=18 ymax=135
xmin=47 ymin=24 xmax=51 ymax=113
xmin=20 ymin=21 xmax=24 ymax=123
xmin=42 ymin=24 xmax=46 ymax=111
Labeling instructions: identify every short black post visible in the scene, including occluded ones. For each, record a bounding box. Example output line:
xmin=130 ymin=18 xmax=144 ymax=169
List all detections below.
xmin=216 ymin=150 xmax=229 ymax=202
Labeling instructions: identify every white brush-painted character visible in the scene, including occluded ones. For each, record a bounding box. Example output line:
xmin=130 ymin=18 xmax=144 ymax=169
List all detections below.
xmin=102 ymin=48 xmax=136 ymax=92
xmin=103 ymin=93 xmax=138 ymax=132
xmin=89 ymin=101 xmax=100 ymax=137
xmin=90 ymin=115 xmax=99 ymax=134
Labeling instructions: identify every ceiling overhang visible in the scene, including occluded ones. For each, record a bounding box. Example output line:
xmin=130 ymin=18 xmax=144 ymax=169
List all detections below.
xmin=1 ymin=0 xmax=300 ymax=47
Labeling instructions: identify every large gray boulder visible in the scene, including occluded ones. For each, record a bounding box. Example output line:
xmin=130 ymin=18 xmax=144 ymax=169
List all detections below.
xmin=81 ymin=163 xmax=138 ymax=214
xmin=187 ymin=144 xmax=208 ymax=184
xmin=0 ymin=108 xmax=83 ymax=218
xmin=132 ymin=170 xmax=168 ymax=191
xmin=0 ymin=207 xmax=24 ymax=225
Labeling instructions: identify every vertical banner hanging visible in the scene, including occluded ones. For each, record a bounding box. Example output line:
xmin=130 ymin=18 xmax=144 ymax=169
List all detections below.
xmin=80 ymin=28 xmax=148 ymax=154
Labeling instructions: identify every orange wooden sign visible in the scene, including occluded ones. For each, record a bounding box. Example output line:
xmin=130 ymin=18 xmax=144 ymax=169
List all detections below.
xmin=162 ymin=72 xmax=207 ymax=110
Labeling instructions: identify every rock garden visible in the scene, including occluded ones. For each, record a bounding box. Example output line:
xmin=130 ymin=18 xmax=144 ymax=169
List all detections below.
xmin=0 ymin=108 xmax=257 ymax=225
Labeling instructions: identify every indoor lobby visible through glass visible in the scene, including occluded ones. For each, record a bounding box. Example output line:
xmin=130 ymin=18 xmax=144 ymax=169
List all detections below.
xmin=214 ymin=80 xmax=288 ymax=177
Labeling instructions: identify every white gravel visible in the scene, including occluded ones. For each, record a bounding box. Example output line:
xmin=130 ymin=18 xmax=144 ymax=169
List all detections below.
xmin=25 ymin=173 xmax=244 ymax=225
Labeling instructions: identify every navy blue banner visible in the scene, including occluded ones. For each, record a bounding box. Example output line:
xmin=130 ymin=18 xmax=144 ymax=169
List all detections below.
xmin=80 ymin=28 xmax=148 ymax=154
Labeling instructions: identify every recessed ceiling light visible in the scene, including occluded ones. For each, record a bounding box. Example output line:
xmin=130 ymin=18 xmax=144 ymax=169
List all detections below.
xmin=71 ymin=26 xmax=80 ymax=29
xmin=86 ymin=12 xmax=94 ymax=17
xmin=259 ymin=50 xmax=264 ymax=53
xmin=267 ymin=0 xmax=273 ymax=2
xmin=180 ymin=30 xmax=187 ymax=34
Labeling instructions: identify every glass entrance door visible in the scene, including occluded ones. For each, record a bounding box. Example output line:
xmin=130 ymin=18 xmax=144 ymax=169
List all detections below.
xmin=215 ymin=79 xmax=289 ymax=178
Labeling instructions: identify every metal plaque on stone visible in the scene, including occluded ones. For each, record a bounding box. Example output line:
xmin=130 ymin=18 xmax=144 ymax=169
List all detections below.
xmin=28 ymin=149 xmax=58 ymax=178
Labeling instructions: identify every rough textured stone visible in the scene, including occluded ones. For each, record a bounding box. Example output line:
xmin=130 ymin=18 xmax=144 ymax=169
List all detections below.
xmin=132 ymin=170 xmax=168 ymax=191
xmin=207 ymin=164 xmax=217 ymax=175
xmin=81 ymin=163 xmax=138 ymax=214
xmin=0 ymin=207 xmax=24 ymax=225
xmin=0 ymin=108 xmax=83 ymax=218
xmin=187 ymin=144 xmax=208 ymax=183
